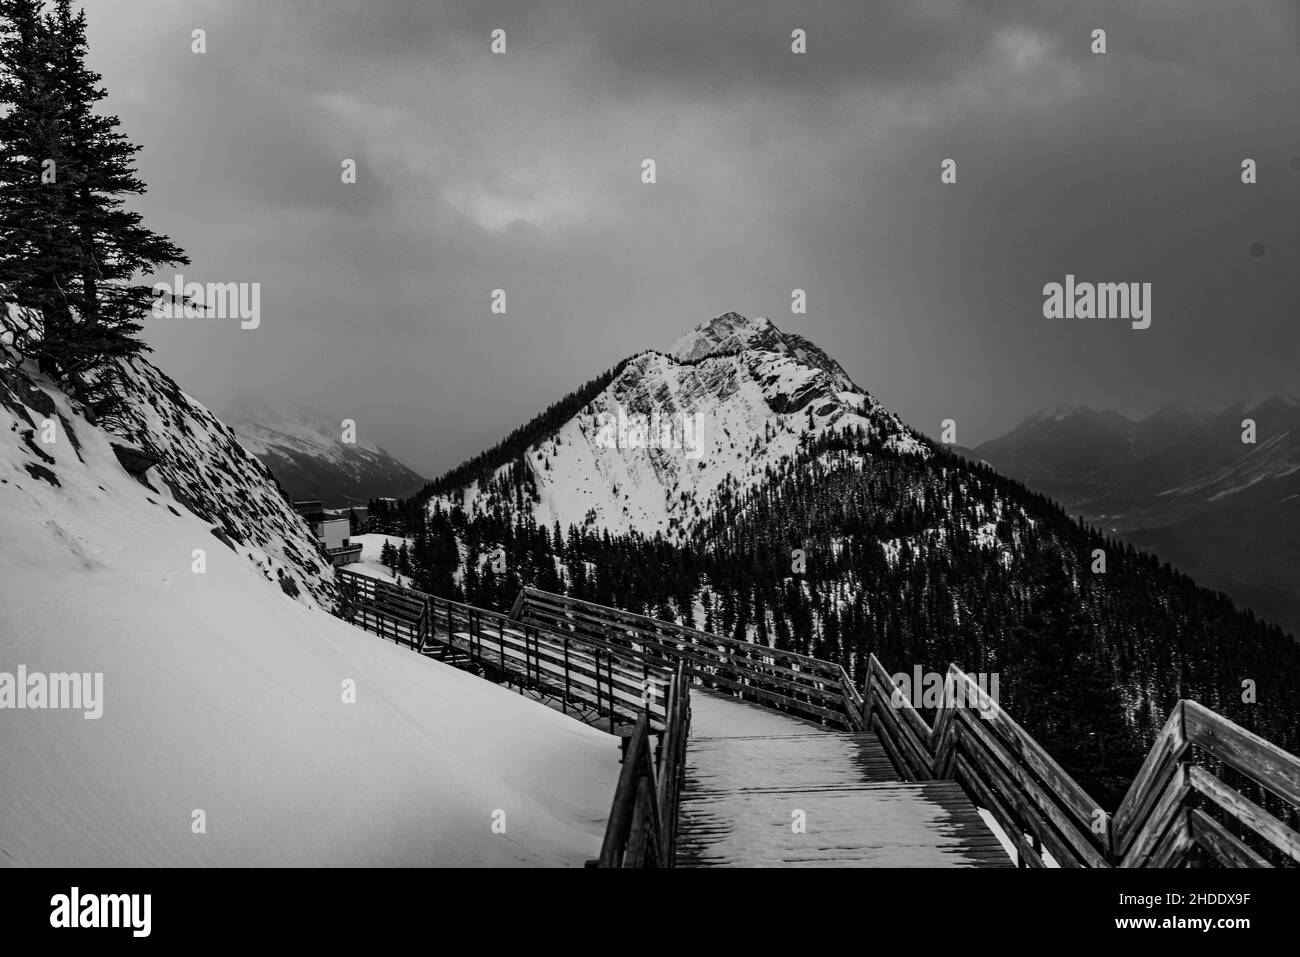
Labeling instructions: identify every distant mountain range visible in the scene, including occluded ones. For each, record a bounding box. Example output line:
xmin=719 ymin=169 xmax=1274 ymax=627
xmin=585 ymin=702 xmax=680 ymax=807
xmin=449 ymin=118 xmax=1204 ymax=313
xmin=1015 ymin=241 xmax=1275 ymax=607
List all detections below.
xmin=227 ymin=397 xmax=425 ymax=507
xmin=974 ymin=394 xmax=1300 ymax=637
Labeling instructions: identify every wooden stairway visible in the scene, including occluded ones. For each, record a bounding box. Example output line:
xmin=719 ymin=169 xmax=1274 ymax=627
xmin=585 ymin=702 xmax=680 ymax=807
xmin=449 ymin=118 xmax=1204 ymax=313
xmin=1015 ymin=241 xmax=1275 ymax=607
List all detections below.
xmin=676 ymin=691 xmax=1012 ymax=867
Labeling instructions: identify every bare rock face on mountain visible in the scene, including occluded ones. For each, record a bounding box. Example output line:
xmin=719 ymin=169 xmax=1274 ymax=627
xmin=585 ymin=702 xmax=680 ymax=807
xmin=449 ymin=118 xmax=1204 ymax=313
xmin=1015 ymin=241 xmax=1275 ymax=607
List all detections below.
xmin=428 ymin=313 xmax=928 ymax=539
xmin=668 ymin=311 xmax=860 ymax=392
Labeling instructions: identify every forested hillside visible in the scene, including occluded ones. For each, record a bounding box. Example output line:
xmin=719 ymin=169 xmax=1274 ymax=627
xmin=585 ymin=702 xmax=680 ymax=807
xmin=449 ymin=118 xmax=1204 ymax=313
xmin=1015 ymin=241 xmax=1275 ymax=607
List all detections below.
xmin=370 ymin=421 xmax=1300 ymax=808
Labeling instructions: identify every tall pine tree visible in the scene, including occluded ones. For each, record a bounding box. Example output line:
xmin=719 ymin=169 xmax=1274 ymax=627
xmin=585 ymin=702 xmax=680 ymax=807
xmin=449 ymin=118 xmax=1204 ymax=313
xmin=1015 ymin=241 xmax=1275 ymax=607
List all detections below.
xmin=0 ymin=0 xmax=188 ymax=386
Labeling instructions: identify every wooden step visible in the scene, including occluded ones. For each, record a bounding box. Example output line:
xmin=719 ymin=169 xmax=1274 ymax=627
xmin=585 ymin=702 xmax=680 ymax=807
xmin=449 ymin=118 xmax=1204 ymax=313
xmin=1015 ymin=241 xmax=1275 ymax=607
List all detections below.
xmin=676 ymin=690 xmax=1012 ymax=868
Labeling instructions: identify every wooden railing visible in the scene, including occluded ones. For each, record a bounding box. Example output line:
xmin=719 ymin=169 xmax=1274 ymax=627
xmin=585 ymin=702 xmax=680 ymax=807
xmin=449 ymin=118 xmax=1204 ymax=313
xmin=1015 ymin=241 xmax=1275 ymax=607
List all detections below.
xmin=860 ymin=654 xmax=1300 ymax=868
xmin=862 ymin=657 xmax=1109 ymax=867
xmin=325 ymin=543 xmax=364 ymax=566
xmin=595 ymin=662 xmax=692 ymax=868
xmin=1110 ymin=700 xmax=1300 ymax=867
xmin=338 ymin=570 xmax=671 ymax=729
xmin=340 ymin=573 xmax=1300 ymax=868
xmin=515 ymin=587 xmax=862 ymax=730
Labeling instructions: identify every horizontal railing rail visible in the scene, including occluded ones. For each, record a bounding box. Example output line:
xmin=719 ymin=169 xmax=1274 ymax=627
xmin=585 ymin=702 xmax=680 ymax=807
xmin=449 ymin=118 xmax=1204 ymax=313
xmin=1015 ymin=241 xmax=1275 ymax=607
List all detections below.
xmin=516 ymin=587 xmax=858 ymax=729
xmin=338 ymin=570 xmax=671 ymax=729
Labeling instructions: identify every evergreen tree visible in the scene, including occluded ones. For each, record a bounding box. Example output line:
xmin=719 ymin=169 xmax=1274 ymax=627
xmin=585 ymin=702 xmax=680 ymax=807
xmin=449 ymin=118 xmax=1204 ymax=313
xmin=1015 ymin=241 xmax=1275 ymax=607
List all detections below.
xmin=0 ymin=0 xmax=188 ymax=384
xmin=1008 ymin=562 xmax=1142 ymax=809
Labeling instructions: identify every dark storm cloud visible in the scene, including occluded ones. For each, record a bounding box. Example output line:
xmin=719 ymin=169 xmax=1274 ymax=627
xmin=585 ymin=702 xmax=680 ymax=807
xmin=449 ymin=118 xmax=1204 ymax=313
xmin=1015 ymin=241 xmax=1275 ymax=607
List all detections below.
xmin=80 ymin=0 xmax=1300 ymax=475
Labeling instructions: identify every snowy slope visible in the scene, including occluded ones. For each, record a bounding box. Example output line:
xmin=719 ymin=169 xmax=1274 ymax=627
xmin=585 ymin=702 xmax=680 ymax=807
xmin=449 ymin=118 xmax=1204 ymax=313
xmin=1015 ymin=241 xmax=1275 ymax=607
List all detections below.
xmin=343 ymin=532 xmax=415 ymax=586
xmin=431 ymin=313 xmax=928 ymax=539
xmin=228 ymin=396 xmax=425 ymax=507
xmin=110 ymin=360 xmax=338 ymax=608
xmin=0 ymin=356 xmax=617 ymax=866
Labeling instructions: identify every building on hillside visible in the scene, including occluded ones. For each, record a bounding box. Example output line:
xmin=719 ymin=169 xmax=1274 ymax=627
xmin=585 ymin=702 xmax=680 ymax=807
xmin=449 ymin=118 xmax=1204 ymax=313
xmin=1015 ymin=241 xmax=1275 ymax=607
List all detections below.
xmin=293 ymin=500 xmax=361 ymax=567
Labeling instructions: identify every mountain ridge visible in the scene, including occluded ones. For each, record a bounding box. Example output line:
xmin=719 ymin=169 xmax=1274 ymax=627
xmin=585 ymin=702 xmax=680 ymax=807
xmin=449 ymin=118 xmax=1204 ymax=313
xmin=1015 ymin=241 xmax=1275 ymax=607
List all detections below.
xmin=975 ymin=397 xmax=1300 ymax=636
xmin=226 ymin=396 xmax=425 ymax=507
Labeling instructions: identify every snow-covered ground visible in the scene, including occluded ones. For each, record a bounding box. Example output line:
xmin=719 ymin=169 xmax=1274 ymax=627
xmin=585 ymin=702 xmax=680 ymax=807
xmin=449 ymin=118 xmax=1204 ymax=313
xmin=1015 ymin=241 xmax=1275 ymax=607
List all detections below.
xmin=0 ymin=359 xmax=617 ymax=866
xmin=343 ymin=533 xmax=414 ymax=586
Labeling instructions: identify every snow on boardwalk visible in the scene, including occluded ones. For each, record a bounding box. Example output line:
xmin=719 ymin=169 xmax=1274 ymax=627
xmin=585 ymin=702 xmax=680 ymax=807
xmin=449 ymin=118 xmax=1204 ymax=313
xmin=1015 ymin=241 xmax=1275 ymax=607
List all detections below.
xmin=676 ymin=690 xmax=1011 ymax=867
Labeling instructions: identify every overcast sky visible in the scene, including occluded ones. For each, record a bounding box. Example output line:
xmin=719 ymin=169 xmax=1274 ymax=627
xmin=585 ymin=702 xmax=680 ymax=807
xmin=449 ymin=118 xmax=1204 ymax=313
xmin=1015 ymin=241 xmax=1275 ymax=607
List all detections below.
xmin=81 ymin=0 xmax=1300 ymax=477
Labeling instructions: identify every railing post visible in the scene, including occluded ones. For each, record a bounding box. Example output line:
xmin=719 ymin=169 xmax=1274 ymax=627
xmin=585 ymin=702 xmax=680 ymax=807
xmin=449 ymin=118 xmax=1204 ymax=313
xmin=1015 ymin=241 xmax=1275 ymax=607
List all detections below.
xmin=563 ymin=637 xmax=571 ymax=715
xmin=607 ymin=653 xmax=615 ymax=731
xmin=862 ymin=659 xmax=874 ymax=732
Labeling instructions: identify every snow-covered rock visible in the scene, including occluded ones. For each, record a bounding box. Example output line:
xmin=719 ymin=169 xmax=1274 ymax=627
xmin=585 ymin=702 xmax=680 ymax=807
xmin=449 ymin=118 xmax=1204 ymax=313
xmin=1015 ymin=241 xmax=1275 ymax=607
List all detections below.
xmin=111 ymin=359 xmax=339 ymax=608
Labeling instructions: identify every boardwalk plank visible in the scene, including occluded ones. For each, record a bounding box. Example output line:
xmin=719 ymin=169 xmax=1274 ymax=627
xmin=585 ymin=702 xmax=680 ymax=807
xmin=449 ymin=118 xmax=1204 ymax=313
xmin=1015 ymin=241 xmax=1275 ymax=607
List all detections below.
xmin=676 ymin=690 xmax=1012 ymax=868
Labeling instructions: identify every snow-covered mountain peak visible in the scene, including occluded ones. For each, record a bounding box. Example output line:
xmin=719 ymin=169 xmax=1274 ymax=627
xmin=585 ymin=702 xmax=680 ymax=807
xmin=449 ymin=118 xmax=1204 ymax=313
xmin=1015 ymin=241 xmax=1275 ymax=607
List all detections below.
xmin=669 ymin=312 xmax=776 ymax=361
xmin=1245 ymin=384 xmax=1300 ymax=414
xmin=429 ymin=314 xmax=926 ymax=539
xmin=1034 ymin=403 xmax=1094 ymax=423
xmin=225 ymin=396 xmax=424 ymax=506
xmin=668 ymin=312 xmax=859 ymax=392
xmin=226 ymin=395 xmax=385 ymax=459
xmin=1160 ymin=398 xmax=1227 ymax=423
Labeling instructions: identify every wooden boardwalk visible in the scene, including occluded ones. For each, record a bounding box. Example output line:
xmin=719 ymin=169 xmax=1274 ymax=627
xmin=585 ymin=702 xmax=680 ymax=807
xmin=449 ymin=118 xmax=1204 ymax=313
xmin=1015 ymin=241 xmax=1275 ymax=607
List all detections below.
xmin=346 ymin=578 xmax=1300 ymax=868
xmin=676 ymin=691 xmax=1013 ymax=867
